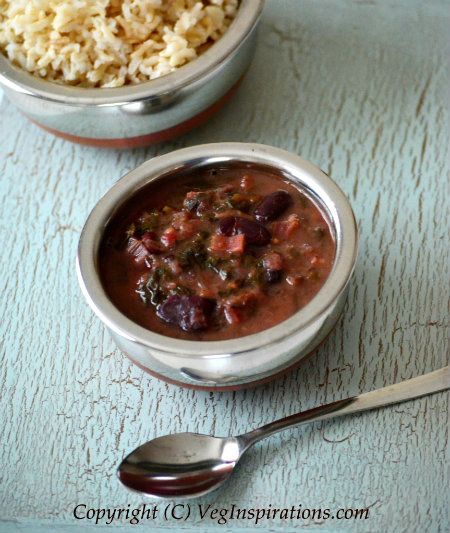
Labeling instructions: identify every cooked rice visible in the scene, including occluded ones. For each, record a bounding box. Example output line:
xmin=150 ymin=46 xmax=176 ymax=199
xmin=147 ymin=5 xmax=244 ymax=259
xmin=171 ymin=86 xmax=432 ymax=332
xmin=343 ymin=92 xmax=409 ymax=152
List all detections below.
xmin=0 ymin=0 xmax=238 ymax=88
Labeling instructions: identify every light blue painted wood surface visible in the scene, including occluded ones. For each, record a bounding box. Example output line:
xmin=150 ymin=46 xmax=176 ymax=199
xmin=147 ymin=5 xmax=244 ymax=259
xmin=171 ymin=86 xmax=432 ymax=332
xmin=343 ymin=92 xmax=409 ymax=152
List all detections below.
xmin=0 ymin=1 xmax=449 ymax=532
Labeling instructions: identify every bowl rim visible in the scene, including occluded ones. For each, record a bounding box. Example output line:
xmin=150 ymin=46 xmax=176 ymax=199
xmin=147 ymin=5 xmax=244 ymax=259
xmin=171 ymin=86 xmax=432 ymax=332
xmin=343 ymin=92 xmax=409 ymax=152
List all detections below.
xmin=77 ymin=143 xmax=358 ymax=356
xmin=0 ymin=0 xmax=264 ymax=106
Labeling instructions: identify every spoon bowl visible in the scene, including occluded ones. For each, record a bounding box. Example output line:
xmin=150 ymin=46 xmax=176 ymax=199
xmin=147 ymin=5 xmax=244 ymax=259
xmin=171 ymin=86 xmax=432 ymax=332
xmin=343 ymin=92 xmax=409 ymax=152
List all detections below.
xmin=118 ymin=433 xmax=244 ymax=498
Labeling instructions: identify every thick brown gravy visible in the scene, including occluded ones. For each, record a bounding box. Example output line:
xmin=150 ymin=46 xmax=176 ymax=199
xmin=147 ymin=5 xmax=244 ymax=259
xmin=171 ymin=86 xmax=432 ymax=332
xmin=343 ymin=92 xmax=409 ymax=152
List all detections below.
xmin=99 ymin=166 xmax=335 ymax=341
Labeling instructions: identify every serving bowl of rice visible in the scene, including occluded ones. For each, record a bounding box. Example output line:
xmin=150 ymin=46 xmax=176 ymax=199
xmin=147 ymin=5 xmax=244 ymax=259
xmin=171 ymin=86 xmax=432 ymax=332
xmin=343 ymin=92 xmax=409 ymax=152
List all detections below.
xmin=0 ymin=0 xmax=264 ymax=147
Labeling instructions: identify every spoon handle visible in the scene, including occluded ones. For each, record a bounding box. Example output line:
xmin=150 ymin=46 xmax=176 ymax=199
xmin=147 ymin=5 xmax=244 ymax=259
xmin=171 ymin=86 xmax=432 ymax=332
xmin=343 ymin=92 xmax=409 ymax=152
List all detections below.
xmin=241 ymin=366 xmax=449 ymax=446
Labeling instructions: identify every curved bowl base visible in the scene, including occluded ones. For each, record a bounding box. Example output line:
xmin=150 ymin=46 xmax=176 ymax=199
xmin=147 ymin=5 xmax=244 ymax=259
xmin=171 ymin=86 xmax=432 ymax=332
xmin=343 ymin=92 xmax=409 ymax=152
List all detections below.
xmin=122 ymin=314 xmax=342 ymax=391
xmin=26 ymin=78 xmax=242 ymax=149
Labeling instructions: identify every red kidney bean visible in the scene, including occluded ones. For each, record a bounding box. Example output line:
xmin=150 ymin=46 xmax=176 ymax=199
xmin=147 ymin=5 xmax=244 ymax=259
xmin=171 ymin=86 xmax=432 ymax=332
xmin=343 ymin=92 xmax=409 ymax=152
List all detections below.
xmin=254 ymin=190 xmax=292 ymax=223
xmin=265 ymin=268 xmax=282 ymax=283
xmin=141 ymin=232 xmax=164 ymax=254
xmin=262 ymin=252 xmax=283 ymax=283
xmin=156 ymin=295 xmax=215 ymax=331
xmin=218 ymin=216 xmax=271 ymax=246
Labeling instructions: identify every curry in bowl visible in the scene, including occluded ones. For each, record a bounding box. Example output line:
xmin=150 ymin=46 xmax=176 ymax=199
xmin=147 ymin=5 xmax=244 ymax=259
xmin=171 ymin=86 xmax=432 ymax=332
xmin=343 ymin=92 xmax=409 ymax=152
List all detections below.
xmin=99 ymin=165 xmax=335 ymax=341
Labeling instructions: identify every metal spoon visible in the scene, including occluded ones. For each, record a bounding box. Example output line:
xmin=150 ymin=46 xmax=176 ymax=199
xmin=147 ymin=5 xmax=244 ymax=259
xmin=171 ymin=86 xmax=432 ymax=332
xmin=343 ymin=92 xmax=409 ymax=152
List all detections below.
xmin=118 ymin=366 xmax=449 ymax=499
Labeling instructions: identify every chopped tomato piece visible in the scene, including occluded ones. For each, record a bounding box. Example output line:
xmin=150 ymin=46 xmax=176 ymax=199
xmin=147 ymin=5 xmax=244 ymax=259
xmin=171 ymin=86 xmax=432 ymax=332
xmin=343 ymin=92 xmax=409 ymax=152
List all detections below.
xmin=209 ymin=234 xmax=246 ymax=255
xmin=271 ymin=214 xmax=301 ymax=240
xmin=224 ymin=305 xmax=242 ymax=325
xmin=161 ymin=227 xmax=177 ymax=248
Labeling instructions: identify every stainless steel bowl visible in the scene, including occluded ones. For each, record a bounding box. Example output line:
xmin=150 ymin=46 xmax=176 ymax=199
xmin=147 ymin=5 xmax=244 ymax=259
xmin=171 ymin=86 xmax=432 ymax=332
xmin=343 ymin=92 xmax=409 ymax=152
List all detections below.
xmin=77 ymin=143 xmax=358 ymax=389
xmin=0 ymin=1 xmax=263 ymax=148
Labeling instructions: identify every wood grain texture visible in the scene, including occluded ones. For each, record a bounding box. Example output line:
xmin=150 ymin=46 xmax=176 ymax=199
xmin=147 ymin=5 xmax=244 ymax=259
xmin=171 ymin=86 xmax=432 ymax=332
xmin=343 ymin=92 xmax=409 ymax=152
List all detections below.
xmin=0 ymin=1 xmax=448 ymax=532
